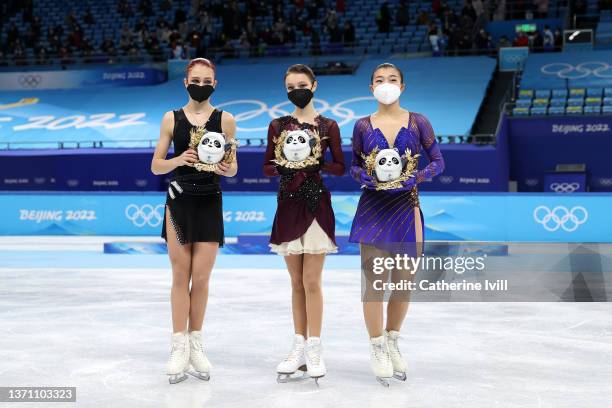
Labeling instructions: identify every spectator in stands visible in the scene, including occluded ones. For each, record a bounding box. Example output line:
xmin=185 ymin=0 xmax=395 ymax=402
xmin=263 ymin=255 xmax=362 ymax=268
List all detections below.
xmin=376 ymin=2 xmax=391 ymax=33
xmin=139 ymin=0 xmax=154 ymax=17
xmin=533 ymin=0 xmax=549 ymax=18
xmin=513 ymin=32 xmax=529 ymax=47
xmin=417 ymin=9 xmax=431 ymax=26
xmin=428 ymin=23 xmax=441 ymax=53
xmin=396 ymin=0 xmax=410 ymax=26
xmin=531 ymin=30 xmax=544 ymax=52
xmin=171 ymin=41 xmax=186 ymax=60
xmin=84 ymin=8 xmax=95 ymax=26
xmin=472 ymin=0 xmax=485 ymax=18
xmin=553 ymin=28 xmax=562 ymax=51
xmin=461 ymin=0 xmax=477 ymax=22
xmin=497 ymin=35 xmax=511 ymax=49
xmin=543 ymin=25 xmax=554 ymax=51
xmin=343 ymin=20 xmax=355 ymax=46
xmin=474 ymin=28 xmax=491 ymax=51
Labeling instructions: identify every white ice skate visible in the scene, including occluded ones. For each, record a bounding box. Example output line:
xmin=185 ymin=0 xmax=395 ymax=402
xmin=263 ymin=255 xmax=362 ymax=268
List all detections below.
xmin=370 ymin=335 xmax=393 ymax=387
xmin=276 ymin=334 xmax=307 ymax=383
xmin=386 ymin=330 xmax=407 ymax=381
xmin=188 ymin=331 xmax=211 ymax=381
xmin=304 ymin=337 xmax=326 ymax=386
xmin=166 ymin=332 xmax=190 ymax=384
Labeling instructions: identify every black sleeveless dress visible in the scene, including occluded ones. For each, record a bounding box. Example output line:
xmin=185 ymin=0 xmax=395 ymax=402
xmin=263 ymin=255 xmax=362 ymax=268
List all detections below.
xmin=161 ymin=108 xmax=224 ymax=246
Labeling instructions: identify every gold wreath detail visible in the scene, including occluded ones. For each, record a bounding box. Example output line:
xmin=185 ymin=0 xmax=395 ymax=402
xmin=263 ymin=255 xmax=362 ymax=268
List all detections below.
xmin=188 ymin=126 xmax=239 ymax=172
xmin=272 ymin=128 xmax=326 ymax=169
xmin=361 ymin=147 xmax=420 ymax=191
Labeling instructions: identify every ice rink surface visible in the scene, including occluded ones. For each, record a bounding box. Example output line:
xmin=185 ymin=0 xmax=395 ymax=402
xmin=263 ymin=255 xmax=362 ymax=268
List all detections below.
xmin=1 ymin=237 xmax=611 ymax=408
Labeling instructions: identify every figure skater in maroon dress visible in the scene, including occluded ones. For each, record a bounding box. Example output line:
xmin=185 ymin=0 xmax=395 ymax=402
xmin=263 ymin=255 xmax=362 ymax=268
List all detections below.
xmin=263 ymin=64 xmax=345 ymax=384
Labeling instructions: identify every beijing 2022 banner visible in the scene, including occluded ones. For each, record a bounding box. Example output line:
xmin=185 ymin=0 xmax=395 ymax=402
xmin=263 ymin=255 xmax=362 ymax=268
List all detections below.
xmin=0 ymin=192 xmax=610 ymax=243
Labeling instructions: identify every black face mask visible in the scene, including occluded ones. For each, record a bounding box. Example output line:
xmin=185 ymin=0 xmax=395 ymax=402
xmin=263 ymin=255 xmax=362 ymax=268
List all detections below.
xmin=287 ymin=88 xmax=314 ymax=109
xmin=187 ymin=84 xmax=215 ymax=102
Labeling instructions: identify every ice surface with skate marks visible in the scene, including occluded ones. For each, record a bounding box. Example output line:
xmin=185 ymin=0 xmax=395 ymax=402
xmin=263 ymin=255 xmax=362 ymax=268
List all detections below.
xmin=0 ymin=238 xmax=611 ymax=407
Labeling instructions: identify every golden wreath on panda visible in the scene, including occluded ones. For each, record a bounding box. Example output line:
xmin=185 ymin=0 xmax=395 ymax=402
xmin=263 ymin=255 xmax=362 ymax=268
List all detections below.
xmin=188 ymin=126 xmax=239 ymax=172
xmin=361 ymin=147 xmax=420 ymax=191
xmin=272 ymin=128 xmax=325 ymax=169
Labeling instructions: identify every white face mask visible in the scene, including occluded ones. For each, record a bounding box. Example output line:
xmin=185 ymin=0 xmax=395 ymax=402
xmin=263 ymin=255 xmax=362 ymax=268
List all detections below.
xmin=373 ymin=82 xmax=401 ymax=105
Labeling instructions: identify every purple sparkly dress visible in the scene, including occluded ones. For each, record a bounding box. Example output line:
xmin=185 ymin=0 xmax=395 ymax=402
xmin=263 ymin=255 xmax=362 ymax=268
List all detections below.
xmin=349 ymin=113 xmax=445 ymax=250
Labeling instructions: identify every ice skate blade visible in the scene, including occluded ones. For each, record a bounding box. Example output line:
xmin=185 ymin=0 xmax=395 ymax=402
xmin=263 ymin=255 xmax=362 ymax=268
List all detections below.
xmin=277 ymin=365 xmax=308 ymax=383
xmin=312 ymin=375 xmax=325 ymax=387
xmin=168 ymin=373 xmax=188 ymax=384
xmin=189 ymin=371 xmax=211 ymax=381
xmin=376 ymin=376 xmax=391 ymax=387
xmin=393 ymin=371 xmax=407 ymax=381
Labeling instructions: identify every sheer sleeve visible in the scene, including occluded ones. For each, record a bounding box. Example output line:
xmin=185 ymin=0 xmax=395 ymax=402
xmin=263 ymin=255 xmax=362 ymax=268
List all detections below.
xmin=350 ymin=117 xmax=369 ymax=182
xmin=263 ymin=119 xmax=280 ymax=177
xmin=321 ymin=120 xmax=345 ymax=176
xmin=414 ymin=113 xmax=445 ymax=183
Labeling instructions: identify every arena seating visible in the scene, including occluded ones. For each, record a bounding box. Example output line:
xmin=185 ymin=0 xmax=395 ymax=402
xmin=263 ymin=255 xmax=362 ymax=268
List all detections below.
xmin=510 ymin=49 xmax=612 ymax=116
xmin=512 ymin=87 xmax=612 ymax=116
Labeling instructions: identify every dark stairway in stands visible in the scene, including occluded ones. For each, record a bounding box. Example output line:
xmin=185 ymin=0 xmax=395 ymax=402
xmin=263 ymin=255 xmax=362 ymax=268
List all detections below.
xmin=471 ymin=68 xmax=515 ymax=135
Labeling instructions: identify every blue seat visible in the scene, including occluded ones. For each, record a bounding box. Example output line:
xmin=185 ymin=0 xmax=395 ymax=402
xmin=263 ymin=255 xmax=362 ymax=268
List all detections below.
xmin=604 ymin=97 xmax=612 ymax=106
xmin=513 ymin=107 xmax=529 ymax=116
xmin=532 ymin=98 xmax=549 ymax=107
xmin=585 ymin=97 xmax=602 ymax=106
xmin=566 ymin=106 xmax=584 ymax=115
xmin=569 ymin=88 xmax=586 ymax=98
xmin=603 ymin=105 xmax=612 ymax=114
xmin=516 ymin=99 xmax=531 ymax=108
xmin=550 ymin=98 xmax=566 ymax=107
xmin=567 ymin=98 xmax=584 ymax=107
xmin=605 ymin=88 xmax=612 ymax=97
xmin=548 ymin=106 xmax=565 ymax=115
xmin=584 ymin=106 xmax=602 ymax=114
xmin=530 ymin=106 xmax=547 ymax=115
xmin=518 ymin=89 xmax=534 ymax=99
xmin=535 ymin=89 xmax=551 ymax=99
xmin=587 ymin=88 xmax=603 ymax=97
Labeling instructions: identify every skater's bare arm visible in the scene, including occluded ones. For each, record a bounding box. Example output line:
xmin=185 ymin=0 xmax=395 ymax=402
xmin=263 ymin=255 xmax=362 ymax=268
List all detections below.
xmin=151 ymin=111 xmax=197 ymax=175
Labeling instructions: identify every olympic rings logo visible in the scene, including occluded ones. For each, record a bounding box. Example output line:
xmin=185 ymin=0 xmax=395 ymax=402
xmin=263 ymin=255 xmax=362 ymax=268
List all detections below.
xmin=216 ymin=97 xmax=375 ymax=132
xmin=533 ymin=205 xmax=588 ymax=232
xmin=125 ymin=204 xmax=164 ymax=227
xmin=549 ymin=182 xmax=580 ymax=193
xmin=503 ymin=54 xmax=526 ymax=63
xmin=439 ymin=176 xmax=454 ymax=184
xmin=598 ymin=178 xmax=612 ymax=187
xmin=18 ymin=74 xmax=42 ymax=88
xmin=540 ymin=62 xmax=612 ymax=79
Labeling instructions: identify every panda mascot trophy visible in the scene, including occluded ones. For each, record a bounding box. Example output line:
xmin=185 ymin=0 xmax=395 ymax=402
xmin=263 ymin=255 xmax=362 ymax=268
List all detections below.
xmin=188 ymin=126 xmax=239 ymax=172
xmin=361 ymin=147 xmax=420 ymax=190
xmin=272 ymin=128 xmax=323 ymax=169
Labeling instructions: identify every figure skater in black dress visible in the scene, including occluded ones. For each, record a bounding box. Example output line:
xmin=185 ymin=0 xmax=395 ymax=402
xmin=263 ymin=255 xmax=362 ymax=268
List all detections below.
xmin=151 ymin=58 xmax=237 ymax=383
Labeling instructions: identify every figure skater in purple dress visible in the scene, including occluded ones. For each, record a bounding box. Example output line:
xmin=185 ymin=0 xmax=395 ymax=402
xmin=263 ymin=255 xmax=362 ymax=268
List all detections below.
xmin=349 ymin=62 xmax=445 ymax=386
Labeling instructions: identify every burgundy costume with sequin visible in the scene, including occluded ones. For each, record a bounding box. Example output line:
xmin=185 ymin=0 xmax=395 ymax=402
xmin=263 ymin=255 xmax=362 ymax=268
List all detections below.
xmin=263 ymin=115 xmax=345 ymax=245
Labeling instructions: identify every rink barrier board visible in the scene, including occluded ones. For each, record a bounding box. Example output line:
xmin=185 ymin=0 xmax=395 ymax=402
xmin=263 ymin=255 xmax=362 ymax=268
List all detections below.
xmin=1 ymin=192 xmax=610 ymax=243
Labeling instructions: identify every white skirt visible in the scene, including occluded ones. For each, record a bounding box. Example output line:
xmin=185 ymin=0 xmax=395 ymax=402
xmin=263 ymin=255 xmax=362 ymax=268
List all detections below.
xmin=269 ymin=219 xmax=338 ymax=256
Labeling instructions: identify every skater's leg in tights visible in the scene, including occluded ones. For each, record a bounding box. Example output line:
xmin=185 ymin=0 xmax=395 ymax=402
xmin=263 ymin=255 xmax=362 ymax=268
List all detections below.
xmin=285 ymin=254 xmax=307 ymax=336
xmin=166 ymin=206 xmax=192 ymax=333
xmin=361 ymin=243 xmax=388 ymax=338
xmin=386 ymin=208 xmax=424 ymax=332
xmin=188 ymin=242 xmax=218 ymax=332
xmin=302 ymin=253 xmax=325 ymax=338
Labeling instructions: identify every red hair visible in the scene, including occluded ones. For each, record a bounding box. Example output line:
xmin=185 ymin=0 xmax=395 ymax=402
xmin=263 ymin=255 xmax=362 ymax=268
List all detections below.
xmin=185 ymin=58 xmax=216 ymax=78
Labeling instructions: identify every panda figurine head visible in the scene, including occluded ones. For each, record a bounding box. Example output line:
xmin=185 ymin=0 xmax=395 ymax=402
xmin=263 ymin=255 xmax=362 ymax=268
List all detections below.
xmin=374 ymin=148 xmax=403 ymax=182
xmin=282 ymin=130 xmax=315 ymax=162
xmin=197 ymin=131 xmax=226 ymax=164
